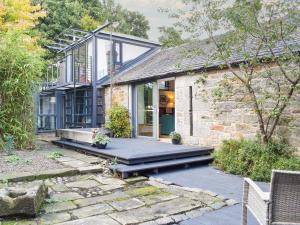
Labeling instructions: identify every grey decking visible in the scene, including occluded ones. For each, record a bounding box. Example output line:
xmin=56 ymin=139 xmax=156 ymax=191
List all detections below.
xmin=53 ymin=138 xmax=214 ymax=178
xmin=110 ymin=155 xmax=213 ymax=178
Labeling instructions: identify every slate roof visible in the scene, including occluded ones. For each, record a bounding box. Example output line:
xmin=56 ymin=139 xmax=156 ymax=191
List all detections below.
xmin=102 ymin=31 xmax=300 ymax=85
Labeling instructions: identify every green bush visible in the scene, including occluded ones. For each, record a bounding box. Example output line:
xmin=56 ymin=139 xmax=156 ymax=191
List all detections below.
xmin=213 ymin=138 xmax=300 ymax=182
xmin=0 ymin=31 xmax=44 ymax=149
xmin=105 ymin=105 xmax=131 ymax=138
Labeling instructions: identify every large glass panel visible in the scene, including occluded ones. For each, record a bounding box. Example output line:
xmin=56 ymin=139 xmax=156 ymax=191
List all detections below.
xmin=38 ymin=96 xmax=56 ymax=131
xmin=79 ymin=44 xmax=87 ymax=83
xmin=58 ymin=60 xmax=65 ymax=83
xmin=64 ymin=89 xmax=92 ymax=128
xmin=87 ymin=40 xmax=93 ymax=83
xmin=137 ymin=82 xmax=154 ymax=137
xmin=97 ymin=39 xmax=111 ymax=80
xmin=74 ymin=48 xmax=79 ymax=82
xmin=123 ymin=43 xmax=150 ymax=64
xmin=66 ymin=52 xmax=72 ymax=82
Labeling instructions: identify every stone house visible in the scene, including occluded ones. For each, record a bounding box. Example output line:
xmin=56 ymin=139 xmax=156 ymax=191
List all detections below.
xmin=100 ymin=39 xmax=300 ymax=152
xmin=37 ymin=27 xmax=300 ymax=152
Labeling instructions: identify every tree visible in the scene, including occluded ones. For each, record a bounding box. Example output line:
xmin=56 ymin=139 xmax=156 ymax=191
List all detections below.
xmin=173 ymin=0 xmax=300 ymax=143
xmin=158 ymin=26 xmax=184 ymax=47
xmin=32 ymin=0 xmax=150 ymax=41
xmin=0 ymin=0 xmax=45 ymax=149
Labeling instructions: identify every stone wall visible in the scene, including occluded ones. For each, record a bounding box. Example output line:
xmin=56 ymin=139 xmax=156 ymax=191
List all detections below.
xmin=104 ymin=84 xmax=130 ymax=111
xmin=175 ymin=69 xmax=300 ymax=153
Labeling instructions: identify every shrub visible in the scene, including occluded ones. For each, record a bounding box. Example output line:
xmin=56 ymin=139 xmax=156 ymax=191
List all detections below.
xmin=0 ymin=31 xmax=44 ymax=149
xmin=213 ymin=138 xmax=300 ymax=182
xmin=169 ymin=131 xmax=181 ymax=141
xmin=105 ymin=105 xmax=131 ymax=138
xmin=92 ymin=132 xmax=110 ymax=145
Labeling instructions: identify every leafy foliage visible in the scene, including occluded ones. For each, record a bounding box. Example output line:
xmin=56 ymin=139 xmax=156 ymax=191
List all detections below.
xmin=158 ymin=26 xmax=184 ymax=48
xmin=5 ymin=154 xmax=21 ymax=164
xmin=48 ymin=151 xmax=63 ymax=159
xmin=170 ymin=0 xmax=300 ymax=143
xmin=32 ymin=0 xmax=150 ymax=41
xmin=105 ymin=105 xmax=131 ymax=138
xmin=92 ymin=132 xmax=110 ymax=145
xmin=213 ymin=138 xmax=300 ymax=181
xmin=0 ymin=0 xmax=45 ymax=149
xmin=169 ymin=131 xmax=181 ymax=141
xmin=0 ymin=0 xmax=45 ymax=32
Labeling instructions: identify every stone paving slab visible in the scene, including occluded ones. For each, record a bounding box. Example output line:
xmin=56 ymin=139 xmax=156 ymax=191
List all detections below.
xmin=138 ymin=193 xmax=179 ymax=205
xmin=50 ymin=192 xmax=84 ymax=202
xmin=108 ymin=198 xmax=145 ymax=211
xmin=108 ymin=197 xmax=204 ymax=225
xmin=65 ymin=180 xmax=100 ymax=189
xmin=73 ymin=191 xmax=130 ymax=207
xmin=61 ymin=160 xmax=90 ymax=168
xmin=124 ymin=176 xmax=148 ymax=184
xmin=71 ymin=203 xmax=114 ymax=219
xmin=55 ymin=215 xmax=120 ymax=225
xmin=39 ymin=212 xmax=71 ymax=224
xmin=43 ymin=201 xmax=77 ymax=214
xmin=94 ymin=175 xmax=126 ymax=185
xmin=51 ymin=184 xmax=69 ymax=192
xmin=99 ymin=184 xmax=124 ymax=191
xmin=78 ymin=165 xmax=103 ymax=173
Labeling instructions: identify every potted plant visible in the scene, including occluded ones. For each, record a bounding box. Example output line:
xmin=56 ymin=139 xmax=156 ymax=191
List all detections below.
xmin=92 ymin=132 xmax=110 ymax=149
xmin=169 ymin=131 xmax=181 ymax=145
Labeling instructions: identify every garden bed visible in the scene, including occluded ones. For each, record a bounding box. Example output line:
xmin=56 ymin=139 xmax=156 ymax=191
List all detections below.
xmin=0 ymin=150 xmax=66 ymax=174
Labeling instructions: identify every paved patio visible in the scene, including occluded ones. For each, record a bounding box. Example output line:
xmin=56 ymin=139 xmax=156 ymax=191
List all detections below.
xmin=0 ymin=142 xmax=234 ymax=225
xmin=149 ymin=166 xmax=269 ymax=225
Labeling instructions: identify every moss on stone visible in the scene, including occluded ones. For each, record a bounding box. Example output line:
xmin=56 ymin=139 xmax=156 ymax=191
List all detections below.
xmin=127 ymin=186 xmax=163 ymax=197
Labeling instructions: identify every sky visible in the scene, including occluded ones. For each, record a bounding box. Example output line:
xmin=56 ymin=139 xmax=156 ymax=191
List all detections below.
xmin=115 ymin=0 xmax=185 ymax=41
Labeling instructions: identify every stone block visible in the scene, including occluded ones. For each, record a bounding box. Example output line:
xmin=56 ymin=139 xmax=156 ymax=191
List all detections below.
xmin=0 ymin=181 xmax=48 ymax=217
xmin=71 ymin=203 xmax=113 ymax=219
xmin=54 ymin=215 xmax=120 ymax=225
xmin=43 ymin=201 xmax=77 ymax=214
xmin=65 ymin=180 xmax=100 ymax=189
xmin=108 ymin=198 xmax=145 ymax=211
xmin=39 ymin=212 xmax=71 ymax=224
xmin=78 ymin=165 xmax=103 ymax=174
xmin=50 ymin=192 xmax=84 ymax=202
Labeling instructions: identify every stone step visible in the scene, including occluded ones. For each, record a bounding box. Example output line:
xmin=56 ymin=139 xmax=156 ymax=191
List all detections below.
xmin=110 ymin=155 xmax=213 ymax=178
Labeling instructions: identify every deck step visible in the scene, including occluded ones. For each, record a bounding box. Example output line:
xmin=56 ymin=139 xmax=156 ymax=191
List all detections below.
xmin=53 ymin=140 xmax=213 ymax=165
xmin=110 ymin=155 xmax=213 ymax=178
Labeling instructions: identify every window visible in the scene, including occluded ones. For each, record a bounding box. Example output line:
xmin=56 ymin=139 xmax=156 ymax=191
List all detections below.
xmin=66 ymin=52 xmax=72 ymax=82
xmin=87 ymin=40 xmax=93 ymax=82
xmin=65 ymin=89 xmax=92 ymax=128
xmin=38 ymin=96 xmax=56 ymax=131
xmin=123 ymin=43 xmax=150 ymax=64
xmin=78 ymin=44 xmax=87 ymax=83
xmin=97 ymin=39 xmax=111 ymax=80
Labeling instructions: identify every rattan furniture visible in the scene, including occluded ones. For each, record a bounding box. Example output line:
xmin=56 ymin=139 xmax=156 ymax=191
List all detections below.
xmin=242 ymin=170 xmax=300 ymax=225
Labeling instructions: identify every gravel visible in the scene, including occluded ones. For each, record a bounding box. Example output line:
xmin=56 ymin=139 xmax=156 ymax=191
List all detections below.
xmin=0 ymin=150 xmax=66 ymax=174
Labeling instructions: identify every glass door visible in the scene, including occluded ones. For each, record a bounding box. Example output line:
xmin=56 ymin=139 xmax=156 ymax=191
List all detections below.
xmin=136 ymin=82 xmax=158 ymax=137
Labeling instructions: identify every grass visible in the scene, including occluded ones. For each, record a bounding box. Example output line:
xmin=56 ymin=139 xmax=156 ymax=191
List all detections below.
xmin=4 ymin=154 xmax=31 ymax=165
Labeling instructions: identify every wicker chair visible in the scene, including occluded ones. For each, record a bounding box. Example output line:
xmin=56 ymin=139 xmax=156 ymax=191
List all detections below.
xmin=242 ymin=170 xmax=300 ymax=225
